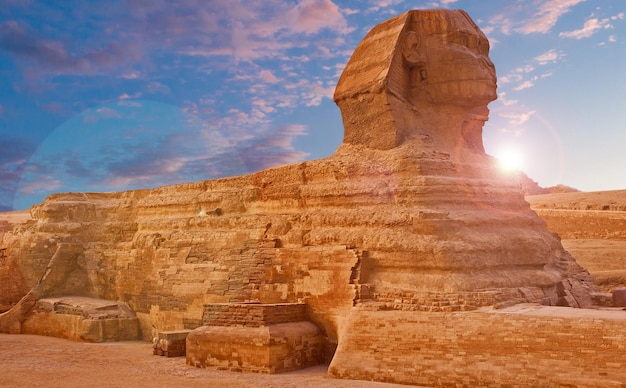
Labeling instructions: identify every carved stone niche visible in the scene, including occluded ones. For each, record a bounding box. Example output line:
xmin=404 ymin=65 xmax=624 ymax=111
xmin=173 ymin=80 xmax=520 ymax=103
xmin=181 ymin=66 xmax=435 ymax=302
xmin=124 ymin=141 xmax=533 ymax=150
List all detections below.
xmin=334 ymin=10 xmax=496 ymax=152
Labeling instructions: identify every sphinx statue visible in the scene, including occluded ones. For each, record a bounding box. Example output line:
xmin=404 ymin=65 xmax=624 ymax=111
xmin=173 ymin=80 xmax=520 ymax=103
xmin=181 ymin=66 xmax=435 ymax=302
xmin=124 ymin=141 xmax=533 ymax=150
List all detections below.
xmin=1 ymin=9 xmax=599 ymax=368
xmin=329 ymin=9 xmax=596 ymax=309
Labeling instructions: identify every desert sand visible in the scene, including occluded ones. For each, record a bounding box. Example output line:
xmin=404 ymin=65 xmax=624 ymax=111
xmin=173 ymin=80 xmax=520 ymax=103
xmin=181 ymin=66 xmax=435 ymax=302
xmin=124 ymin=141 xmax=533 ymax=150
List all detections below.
xmin=0 ymin=333 xmax=403 ymax=388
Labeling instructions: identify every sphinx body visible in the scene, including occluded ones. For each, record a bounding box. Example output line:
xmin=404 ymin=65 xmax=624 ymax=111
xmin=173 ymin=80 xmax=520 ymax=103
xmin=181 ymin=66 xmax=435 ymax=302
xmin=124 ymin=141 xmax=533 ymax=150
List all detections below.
xmin=1 ymin=9 xmax=596 ymax=349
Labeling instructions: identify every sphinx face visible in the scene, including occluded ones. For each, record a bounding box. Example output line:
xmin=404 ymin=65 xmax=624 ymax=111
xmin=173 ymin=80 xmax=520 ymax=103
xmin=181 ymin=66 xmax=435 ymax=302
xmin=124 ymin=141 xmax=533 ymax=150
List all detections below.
xmin=406 ymin=13 xmax=497 ymax=107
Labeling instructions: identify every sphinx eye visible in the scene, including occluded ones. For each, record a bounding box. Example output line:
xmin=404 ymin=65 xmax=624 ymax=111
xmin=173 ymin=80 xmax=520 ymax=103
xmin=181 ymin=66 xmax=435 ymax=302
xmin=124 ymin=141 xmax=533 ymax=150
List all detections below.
xmin=448 ymin=31 xmax=466 ymax=46
xmin=478 ymin=39 xmax=489 ymax=55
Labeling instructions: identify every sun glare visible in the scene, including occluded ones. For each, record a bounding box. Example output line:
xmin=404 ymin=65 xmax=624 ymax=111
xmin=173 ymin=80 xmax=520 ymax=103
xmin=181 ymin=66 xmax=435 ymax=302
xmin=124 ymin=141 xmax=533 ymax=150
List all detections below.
xmin=494 ymin=147 xmax=524 ymax=173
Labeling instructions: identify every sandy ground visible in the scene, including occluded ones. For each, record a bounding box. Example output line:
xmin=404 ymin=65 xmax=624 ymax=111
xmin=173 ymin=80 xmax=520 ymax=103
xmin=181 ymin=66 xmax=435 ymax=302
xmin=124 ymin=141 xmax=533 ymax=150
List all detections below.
xmin=0 ymin=334 xmax=404 ymax=388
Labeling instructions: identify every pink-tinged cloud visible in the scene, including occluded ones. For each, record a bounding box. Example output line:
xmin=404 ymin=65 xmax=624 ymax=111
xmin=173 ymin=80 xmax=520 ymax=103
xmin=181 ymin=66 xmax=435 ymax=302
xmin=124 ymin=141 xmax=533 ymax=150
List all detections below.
xmin=146 ymin=81 xmax=171 ymax=95
xmin=0 ymin=20 xmax=140 ymax=79
xmin=259 ymin=69 xmax=279 ymax=83
xmin=500 ymin=110 xmax=536 ymax=126
xmin=18 ymin=175 xmax=63 ymax=195
xmin=488 ymin=0 xmax=585 ymax=36
xmin=515 ymin=0 xmax=586 ymax=34
xmin=559 ymin=17 xmax=612 ymax=39
xmin=82 ymin=107 xmax=121 ymax=123
xmin=287 ymin=0 xmax=350 ymax=35
xmin=41 ymin=102 xmax=65 ymax=114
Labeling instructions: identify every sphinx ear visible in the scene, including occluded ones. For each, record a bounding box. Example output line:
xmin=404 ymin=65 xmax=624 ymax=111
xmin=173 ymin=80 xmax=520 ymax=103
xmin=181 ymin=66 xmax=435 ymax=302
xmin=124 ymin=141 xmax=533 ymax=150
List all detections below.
xmin=402 ymin=31 xmax=425 ymax=65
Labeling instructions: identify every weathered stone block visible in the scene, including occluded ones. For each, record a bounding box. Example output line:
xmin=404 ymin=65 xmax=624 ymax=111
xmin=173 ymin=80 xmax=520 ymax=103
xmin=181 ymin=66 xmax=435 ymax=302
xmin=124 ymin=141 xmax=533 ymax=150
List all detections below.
xmin=188 ymin=303 xmax=323 ymax=373
xmin=20 ymin=296 xmax=139 ymax=342
xmin=186 ymin=322 xmax=323 ymax=373
xmin=591 ymin=291 xmax=613 ymax=307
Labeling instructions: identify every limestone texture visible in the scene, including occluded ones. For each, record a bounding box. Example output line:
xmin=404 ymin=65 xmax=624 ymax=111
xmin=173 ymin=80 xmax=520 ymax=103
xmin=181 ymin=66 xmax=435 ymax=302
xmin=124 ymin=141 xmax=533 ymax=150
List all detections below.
xmin=0 ymin=8 xmax=609 ymax=386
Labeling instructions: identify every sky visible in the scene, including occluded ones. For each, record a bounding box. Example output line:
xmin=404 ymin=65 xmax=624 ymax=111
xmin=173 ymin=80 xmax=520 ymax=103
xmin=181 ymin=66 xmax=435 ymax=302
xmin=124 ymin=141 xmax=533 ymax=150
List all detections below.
xmin=1 ymin=0 xmax=625 ymax=211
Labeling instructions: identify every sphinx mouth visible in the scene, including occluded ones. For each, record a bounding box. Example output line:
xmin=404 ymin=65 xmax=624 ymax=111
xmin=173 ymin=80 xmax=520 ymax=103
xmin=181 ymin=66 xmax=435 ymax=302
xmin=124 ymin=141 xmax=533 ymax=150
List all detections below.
xmin=467 ymin=113 xmax=489 ymax=121
xmin=430 ymin=78 xmax=496 ymax=84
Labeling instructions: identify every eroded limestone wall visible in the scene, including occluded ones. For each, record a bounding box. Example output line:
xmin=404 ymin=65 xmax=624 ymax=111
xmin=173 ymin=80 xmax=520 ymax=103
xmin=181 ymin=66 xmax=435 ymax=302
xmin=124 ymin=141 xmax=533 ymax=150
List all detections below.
xmin=2 ymin=142 xmax=597 ymax=340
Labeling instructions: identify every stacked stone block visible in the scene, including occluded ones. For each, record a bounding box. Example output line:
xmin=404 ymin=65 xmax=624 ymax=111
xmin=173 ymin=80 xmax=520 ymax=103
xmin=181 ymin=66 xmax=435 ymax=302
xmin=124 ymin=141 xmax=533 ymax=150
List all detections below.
xmin=186 ymin=303 xmax=324 ymax=373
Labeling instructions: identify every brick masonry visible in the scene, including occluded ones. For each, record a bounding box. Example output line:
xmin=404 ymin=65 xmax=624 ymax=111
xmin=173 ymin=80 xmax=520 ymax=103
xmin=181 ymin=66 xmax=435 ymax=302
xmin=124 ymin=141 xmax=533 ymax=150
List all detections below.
xmin=202 ymin=303 xmax=306 ymax=327
xmin=329 ymin=304 xmax=626 ymax=386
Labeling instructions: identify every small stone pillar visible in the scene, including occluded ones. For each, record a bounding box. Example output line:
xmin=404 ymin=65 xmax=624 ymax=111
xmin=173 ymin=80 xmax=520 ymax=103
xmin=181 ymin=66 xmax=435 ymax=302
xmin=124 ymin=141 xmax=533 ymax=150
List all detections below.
xmin=153 ymin=330 xmax=192 ymax=357
xmin=612 ymin=288 xmax=626 ymax=307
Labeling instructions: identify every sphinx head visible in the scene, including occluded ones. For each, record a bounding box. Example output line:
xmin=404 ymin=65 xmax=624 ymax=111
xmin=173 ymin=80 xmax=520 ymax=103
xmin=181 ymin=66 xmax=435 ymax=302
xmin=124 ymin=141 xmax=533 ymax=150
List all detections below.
xmin=401 ymin=10 xmax=497 ymax=108
xmin=334 ymin=10 xmax=497 ymax=151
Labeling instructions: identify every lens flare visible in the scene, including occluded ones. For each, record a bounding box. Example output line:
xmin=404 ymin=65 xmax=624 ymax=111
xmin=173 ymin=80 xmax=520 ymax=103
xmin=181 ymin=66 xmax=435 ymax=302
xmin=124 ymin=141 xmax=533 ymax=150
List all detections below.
xmin=494 ymin=146 xmax=524 ymax=173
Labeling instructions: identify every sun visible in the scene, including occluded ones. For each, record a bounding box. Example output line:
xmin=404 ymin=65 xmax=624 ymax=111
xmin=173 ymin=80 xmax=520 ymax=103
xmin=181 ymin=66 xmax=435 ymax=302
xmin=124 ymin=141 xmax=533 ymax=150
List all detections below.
xmin=494 ymin=146 xmax=524 ymax=173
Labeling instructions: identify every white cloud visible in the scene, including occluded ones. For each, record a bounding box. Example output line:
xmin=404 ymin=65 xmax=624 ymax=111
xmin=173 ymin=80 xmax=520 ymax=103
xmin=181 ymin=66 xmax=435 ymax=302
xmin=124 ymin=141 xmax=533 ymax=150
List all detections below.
xmin=498 ymin=92 xmax=518 ymax=107
xmin=146 ymin=81 xmax=170 ymax=94
xmin=513 ymin=80 xmax=534 ymax=91
xmin=118 ymin=92 xmax=142 ymax=100
xmin=499 ymin=64 xmax=534 ymax=84
xmin=120 ymin=71 xmax=140 ymax=79
xmin=367 ymin=0 xmax=405 ymax=13
xmin=534 ymin=49 xmax=563 ymax=64
xmin=500 ymin=110 xmax=536 ymax=126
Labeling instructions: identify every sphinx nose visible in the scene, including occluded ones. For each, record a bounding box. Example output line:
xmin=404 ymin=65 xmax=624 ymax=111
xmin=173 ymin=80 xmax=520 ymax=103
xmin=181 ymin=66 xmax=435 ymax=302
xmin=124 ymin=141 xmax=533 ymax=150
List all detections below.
xmin=482 ymin=57 xmax=495 ymax=70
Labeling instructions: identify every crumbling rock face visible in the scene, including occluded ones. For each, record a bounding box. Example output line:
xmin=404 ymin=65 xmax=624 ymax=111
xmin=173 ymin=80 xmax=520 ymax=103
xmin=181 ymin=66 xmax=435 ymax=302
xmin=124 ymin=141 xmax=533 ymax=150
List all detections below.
xmin=1 ymin=9 xmax=597 ymax=348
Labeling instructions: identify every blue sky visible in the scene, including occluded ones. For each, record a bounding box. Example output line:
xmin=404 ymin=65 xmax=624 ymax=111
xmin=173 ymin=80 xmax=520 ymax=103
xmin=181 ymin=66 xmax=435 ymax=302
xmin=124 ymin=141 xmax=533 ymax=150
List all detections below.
xmin=1 ymin=0 xmax=625 ymax=211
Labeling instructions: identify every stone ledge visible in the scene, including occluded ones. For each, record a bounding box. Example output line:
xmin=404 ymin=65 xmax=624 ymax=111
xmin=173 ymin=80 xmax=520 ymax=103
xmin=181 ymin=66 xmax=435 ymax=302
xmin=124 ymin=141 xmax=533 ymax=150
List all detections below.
xmin=202 ymin=303 xmax=306 ymax=327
